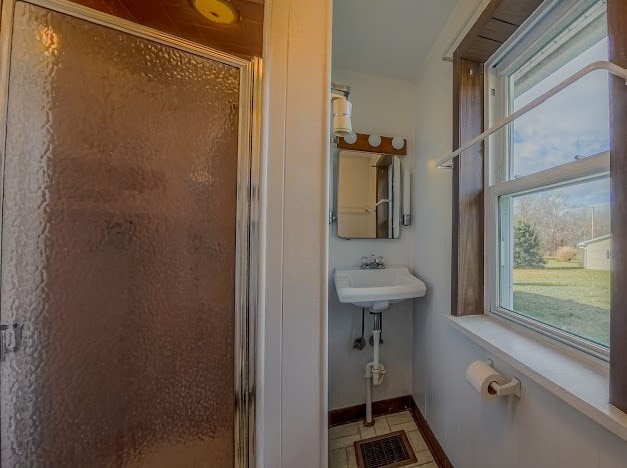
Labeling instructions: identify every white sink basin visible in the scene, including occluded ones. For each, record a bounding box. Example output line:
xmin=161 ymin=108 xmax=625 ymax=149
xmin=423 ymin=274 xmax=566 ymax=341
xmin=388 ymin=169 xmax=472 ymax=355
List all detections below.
xmin=333 ymin=266 xmax=426 ymax=310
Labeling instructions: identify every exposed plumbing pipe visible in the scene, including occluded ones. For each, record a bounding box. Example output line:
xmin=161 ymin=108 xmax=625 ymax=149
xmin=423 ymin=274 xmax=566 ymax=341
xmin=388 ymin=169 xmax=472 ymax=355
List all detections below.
xmin=372 ymin=329 xmax=381 ymax=380
xmin=365 ymin=363 xmax=374 ymax=427
xmin=364 ymin=360 xmax=387 ymax=426
xmin=364 ymin=312 xmax=386 ymax=426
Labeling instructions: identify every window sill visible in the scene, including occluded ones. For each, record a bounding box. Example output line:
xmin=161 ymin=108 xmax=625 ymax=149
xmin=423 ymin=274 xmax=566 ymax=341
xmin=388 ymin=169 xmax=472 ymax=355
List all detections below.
xmin=448 ymin=314 xmax=627 ymax=442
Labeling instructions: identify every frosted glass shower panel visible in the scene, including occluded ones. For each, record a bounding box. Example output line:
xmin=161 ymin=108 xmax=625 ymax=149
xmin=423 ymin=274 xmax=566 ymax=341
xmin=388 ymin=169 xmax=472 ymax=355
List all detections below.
xmin=0 ymin=2 xmax=241 ymax=466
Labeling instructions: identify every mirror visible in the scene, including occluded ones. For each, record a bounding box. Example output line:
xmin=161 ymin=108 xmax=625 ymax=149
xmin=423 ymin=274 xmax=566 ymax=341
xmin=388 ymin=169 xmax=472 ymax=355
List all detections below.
xmin=336 ymin=151 xmax=401 ymax=239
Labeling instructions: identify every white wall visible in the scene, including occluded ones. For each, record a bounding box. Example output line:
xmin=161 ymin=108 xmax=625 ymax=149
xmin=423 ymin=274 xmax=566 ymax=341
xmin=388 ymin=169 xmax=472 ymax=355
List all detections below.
xmin=411 ymin=1 xmax=627 ymax=467
xmin=259 ymin=0 xmax=331 ymax=466
xmin=583 ymin=238 xmax=611 ymax=270
xmin=328 ymin=69 xmax=417 ymax=410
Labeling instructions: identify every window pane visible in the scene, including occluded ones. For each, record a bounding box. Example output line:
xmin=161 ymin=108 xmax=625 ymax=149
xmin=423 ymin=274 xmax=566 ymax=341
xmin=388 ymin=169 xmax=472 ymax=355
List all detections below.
xmin=509 ymin=2 xmax=609 ymax=179
xmin=499 ymin=177 xmax=611 ymax=347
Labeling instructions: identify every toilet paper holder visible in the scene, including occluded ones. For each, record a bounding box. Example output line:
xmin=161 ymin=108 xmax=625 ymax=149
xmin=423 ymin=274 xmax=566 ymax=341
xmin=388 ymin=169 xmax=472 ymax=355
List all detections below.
xmin=486 ymin=360 xmax=521 ymax=398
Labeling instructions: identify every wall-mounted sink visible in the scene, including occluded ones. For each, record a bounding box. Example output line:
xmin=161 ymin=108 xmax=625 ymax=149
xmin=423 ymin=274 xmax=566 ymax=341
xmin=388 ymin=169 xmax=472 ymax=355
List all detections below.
xmin=333 ymin=266 xmax=426 ymax=311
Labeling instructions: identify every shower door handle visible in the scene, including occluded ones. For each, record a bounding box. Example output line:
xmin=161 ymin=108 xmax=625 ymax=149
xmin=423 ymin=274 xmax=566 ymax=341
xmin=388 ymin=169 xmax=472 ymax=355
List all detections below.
xmin=0 ymin=323 xmax=22 ymax=363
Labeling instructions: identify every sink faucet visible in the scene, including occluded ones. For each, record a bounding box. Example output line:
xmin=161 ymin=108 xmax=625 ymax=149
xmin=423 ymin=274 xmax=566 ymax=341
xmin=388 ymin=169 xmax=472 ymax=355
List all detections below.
xmin=360 ymin=255 xmax=385 ymax=269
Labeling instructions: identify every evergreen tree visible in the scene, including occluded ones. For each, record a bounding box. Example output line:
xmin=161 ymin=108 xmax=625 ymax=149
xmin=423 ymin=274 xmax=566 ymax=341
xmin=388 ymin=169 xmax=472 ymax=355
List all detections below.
xmin=514 ymin=219 xmax=545 ymax=268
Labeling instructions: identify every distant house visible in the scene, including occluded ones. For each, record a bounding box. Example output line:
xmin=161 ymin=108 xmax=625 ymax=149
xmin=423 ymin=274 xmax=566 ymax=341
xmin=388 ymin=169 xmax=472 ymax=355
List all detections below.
xmin=577 ymin=235 xmax=611 ymax=271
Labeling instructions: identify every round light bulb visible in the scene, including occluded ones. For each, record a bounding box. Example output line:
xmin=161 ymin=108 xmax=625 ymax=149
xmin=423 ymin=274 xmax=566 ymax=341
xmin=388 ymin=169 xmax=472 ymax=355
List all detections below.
xmin=343 ymin=133 xmax=357 ymax=144
xmin=392 ymin=138 xmax=405 ymax=150
xmin=368 ymin=134 xmax=381 ymax=147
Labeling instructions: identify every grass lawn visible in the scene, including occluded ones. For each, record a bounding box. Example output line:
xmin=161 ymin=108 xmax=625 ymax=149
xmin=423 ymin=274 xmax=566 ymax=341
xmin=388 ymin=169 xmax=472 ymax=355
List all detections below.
xmin=512 ymin=259 xmax=610 ymax=346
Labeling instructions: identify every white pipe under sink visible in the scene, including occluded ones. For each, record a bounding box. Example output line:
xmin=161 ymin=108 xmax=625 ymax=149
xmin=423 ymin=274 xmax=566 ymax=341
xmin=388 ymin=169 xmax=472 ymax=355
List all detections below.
xmin=373 ymin=330 xmax=380 ymax=368
xmin=364 ymin=321 xmax=385 ymax=426
xmin=365 ymin=363 xmax=374 ymax=426
xmin=333 ymin=264 xmax=426 ymax=427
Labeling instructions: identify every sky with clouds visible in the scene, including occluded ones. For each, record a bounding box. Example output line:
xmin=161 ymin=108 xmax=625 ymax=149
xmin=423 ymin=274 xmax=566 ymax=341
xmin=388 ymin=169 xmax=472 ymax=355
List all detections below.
xmin=511 ymin=38 xmax=610 ymax=208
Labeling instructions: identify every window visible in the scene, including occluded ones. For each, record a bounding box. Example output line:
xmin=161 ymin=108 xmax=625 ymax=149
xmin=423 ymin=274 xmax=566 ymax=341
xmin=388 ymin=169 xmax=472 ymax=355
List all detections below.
xmin=487 ymin=0 xmax=611 ymax=357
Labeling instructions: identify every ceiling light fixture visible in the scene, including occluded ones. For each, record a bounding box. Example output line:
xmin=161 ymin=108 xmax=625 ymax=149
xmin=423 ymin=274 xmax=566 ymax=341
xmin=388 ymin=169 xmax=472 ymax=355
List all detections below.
xmin=331 ymin=94 xmax=352 ymax=137
xmin=191 ymin=0 xmax=239 ymax=25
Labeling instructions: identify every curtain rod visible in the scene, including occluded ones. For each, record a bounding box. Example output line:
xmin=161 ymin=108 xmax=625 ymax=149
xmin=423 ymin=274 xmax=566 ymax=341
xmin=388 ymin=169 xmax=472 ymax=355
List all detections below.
xmin=437 ymin=61 xmax=627 ymax=169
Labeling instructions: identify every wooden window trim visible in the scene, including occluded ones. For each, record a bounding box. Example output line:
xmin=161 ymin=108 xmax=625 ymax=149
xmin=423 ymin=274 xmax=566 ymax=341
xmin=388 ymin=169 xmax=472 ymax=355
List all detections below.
xmin=451 ymin=57 xmax=484 ymax=316
xmin=451 ymin=0 xmax=542 ymax=317
xmin=608 ymin=0 xmax=627 ymax=414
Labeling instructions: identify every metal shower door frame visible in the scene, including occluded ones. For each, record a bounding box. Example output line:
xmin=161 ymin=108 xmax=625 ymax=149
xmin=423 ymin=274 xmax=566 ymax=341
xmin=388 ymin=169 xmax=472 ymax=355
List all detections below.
xmin=0 ymin=1 xmax=260 ymax=466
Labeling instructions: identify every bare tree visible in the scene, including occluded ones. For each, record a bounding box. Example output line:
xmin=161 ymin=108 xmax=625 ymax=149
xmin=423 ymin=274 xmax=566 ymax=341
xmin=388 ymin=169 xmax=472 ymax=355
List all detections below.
xmin=513 ymin=192 xmax=610 ymax=256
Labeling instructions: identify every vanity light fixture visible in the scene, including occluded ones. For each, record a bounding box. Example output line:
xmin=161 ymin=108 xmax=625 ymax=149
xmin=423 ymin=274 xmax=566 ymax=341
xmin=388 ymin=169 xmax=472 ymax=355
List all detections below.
xmin=191 ymin=0 xmax=239 ymax=25
xmin=337 ymin=133 xmax=408 ymax=156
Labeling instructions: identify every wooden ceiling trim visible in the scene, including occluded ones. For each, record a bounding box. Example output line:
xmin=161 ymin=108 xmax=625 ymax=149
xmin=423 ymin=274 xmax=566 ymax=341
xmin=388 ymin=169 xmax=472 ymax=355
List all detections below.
xmin=461 ymin=36 xmax=503 ymax=63
xmin=74 ymin=0 xmax=133 ymax=19
xmin=492 ymin=0 xmax=544 ymax=26
xmin=67 ymin=0 xmax=263 ymax=59
xmin=454 ymin=0 xmax=505 ymax=61
xmin=481 ymin=18 xmax=518 ymax=43
xmin=455 ymin=0 xmax=543 ymax=63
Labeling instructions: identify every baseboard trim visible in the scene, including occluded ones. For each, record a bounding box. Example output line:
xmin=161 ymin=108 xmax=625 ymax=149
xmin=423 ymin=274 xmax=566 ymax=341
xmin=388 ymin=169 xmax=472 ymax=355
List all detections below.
xmin=328 ymin=395 xmax=453 ymax=468
xmin=328 ymin=395 xmax=412 ymax=427
xmin=409 ymin=398 xmax=454 ymax=468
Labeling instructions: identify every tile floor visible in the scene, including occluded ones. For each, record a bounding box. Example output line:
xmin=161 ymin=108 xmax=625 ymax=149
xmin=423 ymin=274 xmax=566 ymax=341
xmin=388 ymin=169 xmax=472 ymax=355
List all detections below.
xmin=328 ymin=410 xmax=437 ymax=468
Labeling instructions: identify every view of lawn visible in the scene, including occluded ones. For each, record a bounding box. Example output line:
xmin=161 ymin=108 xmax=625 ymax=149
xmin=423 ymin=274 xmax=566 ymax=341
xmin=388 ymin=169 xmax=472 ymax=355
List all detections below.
xmin=513 ymin=259 xmax=610 ymax=346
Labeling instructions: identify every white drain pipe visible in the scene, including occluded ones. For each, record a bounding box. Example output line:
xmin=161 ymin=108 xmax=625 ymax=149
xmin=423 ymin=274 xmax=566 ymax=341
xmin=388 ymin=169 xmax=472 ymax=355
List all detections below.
xmin=364 ymin=322 xmax=386 ymax=426
xmin=365 ymin=363 xmax=374 ymax=426
xmin=372 ymin=329 xmax=382 ymax=384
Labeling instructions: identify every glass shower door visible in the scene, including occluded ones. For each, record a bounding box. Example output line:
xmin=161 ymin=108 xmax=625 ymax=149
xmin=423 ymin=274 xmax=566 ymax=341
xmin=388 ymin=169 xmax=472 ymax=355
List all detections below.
xmin=0 ymin=1 xmax=255 ymax=466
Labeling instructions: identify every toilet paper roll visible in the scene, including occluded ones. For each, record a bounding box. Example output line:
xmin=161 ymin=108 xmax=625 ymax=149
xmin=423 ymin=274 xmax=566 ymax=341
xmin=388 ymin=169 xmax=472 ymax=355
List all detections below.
xmin=466 ymin=360 xmax=507 ymax=402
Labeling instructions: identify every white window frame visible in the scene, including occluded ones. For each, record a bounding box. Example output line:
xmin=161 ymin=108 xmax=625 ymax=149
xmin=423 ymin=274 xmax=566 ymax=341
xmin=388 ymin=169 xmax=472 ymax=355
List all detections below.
xmin=484 ymin=0 xmax=611 ymax=361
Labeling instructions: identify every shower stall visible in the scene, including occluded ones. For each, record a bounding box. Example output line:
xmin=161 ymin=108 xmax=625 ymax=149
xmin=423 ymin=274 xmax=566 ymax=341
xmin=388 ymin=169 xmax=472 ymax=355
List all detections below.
xmin=0 ymin=0 xmax=259 ymax=466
